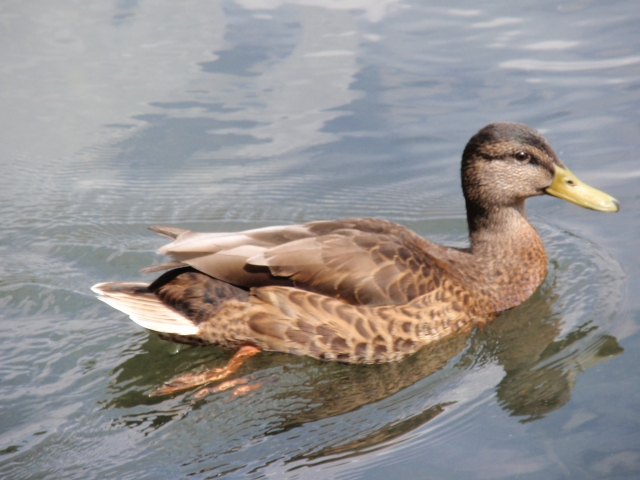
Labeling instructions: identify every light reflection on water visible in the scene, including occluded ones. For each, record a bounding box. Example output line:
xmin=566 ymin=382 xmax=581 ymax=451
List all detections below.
xmin=1 ymin=0 xmax=639 ymax=478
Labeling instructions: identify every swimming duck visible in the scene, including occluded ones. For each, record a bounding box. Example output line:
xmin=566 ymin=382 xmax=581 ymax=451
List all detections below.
xmin=92 ymin=122 xmax=618 ymax=395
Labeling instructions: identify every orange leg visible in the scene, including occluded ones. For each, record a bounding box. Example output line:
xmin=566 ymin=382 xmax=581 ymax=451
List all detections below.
xmin=151 ymin=345 xmax=261 ymax=396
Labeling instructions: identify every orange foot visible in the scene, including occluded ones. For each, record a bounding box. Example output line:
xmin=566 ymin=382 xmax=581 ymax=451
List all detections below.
xmin=151 ymin=345 xmax=261 ymax=396
xmin=193 ymin=377 xmax=262 ymax=399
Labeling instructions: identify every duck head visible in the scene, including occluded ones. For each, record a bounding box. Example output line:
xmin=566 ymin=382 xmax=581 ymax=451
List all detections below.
xmin=461 ymin=122 xmax=619 ymax=216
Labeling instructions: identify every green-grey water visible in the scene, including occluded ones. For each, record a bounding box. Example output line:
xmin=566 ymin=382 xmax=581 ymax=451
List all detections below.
xmin=1 ymin=1 xmax=639 ymax=478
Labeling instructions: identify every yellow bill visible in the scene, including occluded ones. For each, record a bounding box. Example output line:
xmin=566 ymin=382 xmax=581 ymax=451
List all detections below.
xmin=545 ymin=165 xmax=619 ymax=212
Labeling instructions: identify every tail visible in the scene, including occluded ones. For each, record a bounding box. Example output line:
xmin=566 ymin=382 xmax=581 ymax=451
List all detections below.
xmin=91 ymin=282 xmax=199 ymax=335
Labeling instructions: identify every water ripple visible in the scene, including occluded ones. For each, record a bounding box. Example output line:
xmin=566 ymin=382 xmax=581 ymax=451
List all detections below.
xmin=501 ymin=55 xmax=640 ymax=72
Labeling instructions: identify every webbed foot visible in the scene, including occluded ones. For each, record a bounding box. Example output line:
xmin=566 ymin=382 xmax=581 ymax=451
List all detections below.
xmin=151 ymin=345 xmax=261 ymax=396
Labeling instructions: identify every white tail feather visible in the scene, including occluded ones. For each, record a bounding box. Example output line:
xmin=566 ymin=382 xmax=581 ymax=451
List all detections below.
xmin=91 ymin=283 xmax=199 ymax=335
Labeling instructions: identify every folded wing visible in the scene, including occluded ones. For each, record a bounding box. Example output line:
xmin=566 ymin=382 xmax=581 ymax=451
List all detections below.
xmin=149 ymin=218 xmax=450 ymax=306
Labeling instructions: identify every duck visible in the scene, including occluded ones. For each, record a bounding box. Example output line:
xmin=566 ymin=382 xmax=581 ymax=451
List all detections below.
xmin=92 ymin=122 xmax=619 ymax=395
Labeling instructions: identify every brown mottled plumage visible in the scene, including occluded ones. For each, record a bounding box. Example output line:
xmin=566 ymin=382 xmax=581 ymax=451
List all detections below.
xmin=92 ymin=122 xmax=618 ymax=392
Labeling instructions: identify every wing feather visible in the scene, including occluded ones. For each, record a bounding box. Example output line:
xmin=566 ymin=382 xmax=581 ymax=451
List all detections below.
xmin=149 ymin=218 xmax=453 ymax=306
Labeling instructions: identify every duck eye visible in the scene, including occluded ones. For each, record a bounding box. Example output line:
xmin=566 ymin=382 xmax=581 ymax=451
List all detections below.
xmin=515 ymin=151 xmax=531 ymax=163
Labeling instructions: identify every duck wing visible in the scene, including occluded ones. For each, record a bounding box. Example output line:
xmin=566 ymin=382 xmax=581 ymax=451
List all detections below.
xmin=149 ymin=218 xmax=450 ymax=306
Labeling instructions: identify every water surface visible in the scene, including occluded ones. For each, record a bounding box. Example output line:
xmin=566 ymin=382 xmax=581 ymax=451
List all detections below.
xmin=1 ymin=0 xmax=640 ymax=478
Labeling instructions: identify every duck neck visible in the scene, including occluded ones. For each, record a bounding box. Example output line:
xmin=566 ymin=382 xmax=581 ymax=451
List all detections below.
xmin=465 ymin=200 xmax=547 ymax=312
